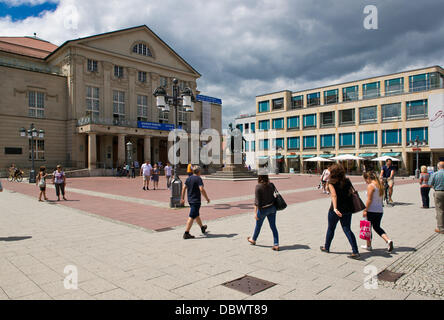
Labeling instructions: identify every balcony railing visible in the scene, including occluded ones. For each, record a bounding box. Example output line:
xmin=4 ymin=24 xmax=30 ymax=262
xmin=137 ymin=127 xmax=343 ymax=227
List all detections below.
xmin=77 ymin=116 xmax=139 ymax=128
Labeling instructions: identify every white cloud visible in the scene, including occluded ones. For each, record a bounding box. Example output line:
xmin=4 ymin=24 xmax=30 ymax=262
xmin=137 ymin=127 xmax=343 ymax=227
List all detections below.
xmin=1 ymin=0 xmax=444 ymax=129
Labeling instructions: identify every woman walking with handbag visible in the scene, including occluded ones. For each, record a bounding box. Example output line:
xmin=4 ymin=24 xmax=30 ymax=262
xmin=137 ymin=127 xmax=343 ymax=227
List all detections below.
xmin=247 ymin=175 xmax=279 ymax=251
xmin=52 ymin=165 xmax=67 ymax=201
xmin=320 ymin=164 xmax=360 ymax=259
xmin=419 ymin=166 xmax=431 ymax=209
xmin=361 ymin=171 xmax=394 ymax=252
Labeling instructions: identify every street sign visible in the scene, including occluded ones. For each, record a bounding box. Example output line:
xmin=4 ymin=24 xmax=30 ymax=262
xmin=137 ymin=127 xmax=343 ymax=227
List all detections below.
xmin=412 ymin=147 xmax=421 ymax=151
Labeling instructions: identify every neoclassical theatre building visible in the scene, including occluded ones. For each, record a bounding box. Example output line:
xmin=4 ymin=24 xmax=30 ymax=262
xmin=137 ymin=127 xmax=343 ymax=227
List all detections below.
xmin=0 ymin=25 xmax=222 ymax=173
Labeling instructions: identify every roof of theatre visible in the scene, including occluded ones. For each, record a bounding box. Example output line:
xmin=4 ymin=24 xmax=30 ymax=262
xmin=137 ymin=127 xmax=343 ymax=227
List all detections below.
xmin=0 ymin=36 xmax=58 ymax=59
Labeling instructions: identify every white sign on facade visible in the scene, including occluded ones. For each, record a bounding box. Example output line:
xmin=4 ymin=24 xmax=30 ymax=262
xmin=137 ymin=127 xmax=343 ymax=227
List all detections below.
xmin=428 ymin=93 xmax=444 ymax=149
xmin=202 ymin=101 xmax=211 ymax=130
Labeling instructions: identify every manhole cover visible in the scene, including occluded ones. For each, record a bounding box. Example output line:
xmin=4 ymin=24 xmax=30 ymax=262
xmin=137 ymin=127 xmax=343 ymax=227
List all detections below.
xmin=222 ymin=275 xmax=276 ymax=295
xmin=155 ymin=227 xmax=174 ymax=232
xmin=378 ymin=270 xmax=405 ymax=283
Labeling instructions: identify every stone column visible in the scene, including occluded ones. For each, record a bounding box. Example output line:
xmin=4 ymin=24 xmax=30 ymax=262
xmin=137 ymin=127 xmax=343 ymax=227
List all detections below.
xmin=117 ymin=134 xmax=126 ymax=165
xmin=144 ymin=136 xmax=151 ymax=163
xmin=103 ymin=62 xmax=113 ymax=119
xmin=128 ymin=67 xmax=137 ymax=121
xmin=88 ymin=133 xmax=97 ymax=169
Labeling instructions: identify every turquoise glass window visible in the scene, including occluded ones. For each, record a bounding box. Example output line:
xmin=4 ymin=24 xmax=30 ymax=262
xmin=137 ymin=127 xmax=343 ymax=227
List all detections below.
xmin=287 ymin=137 xmax=300 ymax=150
xmin=287 ymin=116 xmax=300 ymax=129
xmin=359 ymin=131 xmax=377 ymax=146
xmin=343 ymin=85 xmax=358 ymax=102
xmin=258 ymin=120 xmax=270 ymax=131
xmin=407 ymin=127 xmax=428 ymax=144
xmin=258 ymin=101 xmax=269 ymax=112
xmin=382 ymin=129 xmax=402 ymax=145
xmin=303 ymin=114 xmax=317 ymax=128
xmin=339 ymin=133 xmax=355 ymax=147
xmin=303 ymin=136 xmax=317 ymax=149
xmin=321 ymin=134 xmax=335 ymax=148
xmin=272 ymin=118 xmax=284 ymax=129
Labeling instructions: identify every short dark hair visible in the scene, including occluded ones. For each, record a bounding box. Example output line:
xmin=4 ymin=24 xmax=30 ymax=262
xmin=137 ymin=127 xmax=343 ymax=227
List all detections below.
xmin=193 ymin=165 xmax=201 ymax=174
xmin=258 ymin=175 xmax=269 ymax=184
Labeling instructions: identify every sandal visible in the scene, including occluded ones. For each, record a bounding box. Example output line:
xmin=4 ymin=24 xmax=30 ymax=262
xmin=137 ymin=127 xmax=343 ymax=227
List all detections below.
xmin=247 ymin=237 xmax=256 ymax=245
xmin=272 ymin=246 xmax=279 ymax=251
xmin=320 ymin=246 xmax=329 ymax=253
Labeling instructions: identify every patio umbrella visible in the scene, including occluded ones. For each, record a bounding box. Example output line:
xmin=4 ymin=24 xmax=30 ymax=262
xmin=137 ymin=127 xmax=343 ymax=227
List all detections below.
xmin=303 ymin=156 xmax=333 ymax=175
xmin=371 ymin=156 xmax=401 ymax=162
xmin=331 ymin=154 xmax=364 ymax=174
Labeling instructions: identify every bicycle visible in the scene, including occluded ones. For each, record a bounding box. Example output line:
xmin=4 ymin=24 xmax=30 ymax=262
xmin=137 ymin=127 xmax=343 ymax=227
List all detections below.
xmin=382 ymin=178 xmax=391 ymax=207
xmin=7 ymin=170 xmax=23 ymax=182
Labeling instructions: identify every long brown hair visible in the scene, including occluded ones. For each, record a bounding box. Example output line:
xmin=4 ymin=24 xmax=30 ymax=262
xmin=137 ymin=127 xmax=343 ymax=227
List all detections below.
xmin=363 ymin=171 xmax=384 ymax=197
xmin=328 ymin=164 xmax=346 ymax=186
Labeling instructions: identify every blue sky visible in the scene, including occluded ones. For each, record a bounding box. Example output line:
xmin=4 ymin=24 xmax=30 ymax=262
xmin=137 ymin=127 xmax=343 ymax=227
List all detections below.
xmin=0 ymin=1 xmax=58 ymax=21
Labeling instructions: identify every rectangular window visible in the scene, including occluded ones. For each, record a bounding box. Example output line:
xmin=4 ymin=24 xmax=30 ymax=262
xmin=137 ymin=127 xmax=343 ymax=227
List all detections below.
xmin=258 ymin=101 xmax=270 ymax=113
xmin=307 ymin=92 xmax=320 ymax=107
xmin=29 ymin=139 xmax=45 ymax=160
xmin=272 ymin=118 xmax=284 ymax=129
xmin=385 ymin=77 xmax=404 ymax=96
xmin=324 ymin=89 xmax=338 ymax=105
xmin=359 ymin=131 xmax=377 ymax=146
xmin=359 ymin=106 xmax=377 ymax=124
xmin=339 ymin=132 xmax=355 ymax=147
xmin=287 ymin=137 xmax=300 ymax=150
xmin=245 ymin=141 xmax=249 ymax=152
xmin=28 ymin=91 xmax=45 ymax=118
xmin=259 ymin=139 xmax=269 ymax=151
xmin=303 ymin=135 xmax=317 ymax=149
xmin=272 ymin=98 xmax=284 ymax=110
xmin=87 ymin=59 xmax=98 ymax=72
xmin=382 ymin=129 xmax=402 ymax=145
xmin=291 ymin=95 xmax=303 ymax=109
xmin=138 ymin=71 xmax=147 ymax=83
xmin=251 ymin=141 xmax=256 ymax=151
xmin=159 ymin=76 xmax=168 ymax=87
xmin=258 ymin=120 xmax=270 ymax=131
xmin=407 ymin=127 xmax=428 ymax=145
xmin=342 ymin=85 xmax=359 ymax=102
xmin=137 ymin=95 xmax=148 ymax=121
xmin=303 ymin=114 xmax=317 ymax=128
xmin=86 ymin=86 xmax=99 ymax=120
xmin=406 ymin=99 xmax=428 ymax=120
xmin=245 ymin=123 xmax=249 ymax=132
xmin=250 ymin=122 xmax=255 ymax=133
xmin=236 ymin=124 xmax=243 ymax=132
xmin=321 ymin=134 xmax=335 ymax=148
xmin=273 ymin=138 xmax=284 ymax=150
xmin=320 ymin=111 xmax=335 ymax=128
xmin=382 ymin=103 xmax=401 ymax=122
xmin=178 ymin=106 xmax=187 ymax=127
xmin=114 ymin=65 xmax=124 ymax=78
xmin=112 ymin=90 xmax=125 ymax=124
xmin=408 ymin=73 xmax=443 ymax=92
xmin=363 ymin=82 xmax=380 ymax=99
xmin=287 ymin=116 xmax=300 ymax=130
xmin=159 ymin=110 xmax=169 ymax=123
xmin=339 ymin=109 xmax=355 ymax=125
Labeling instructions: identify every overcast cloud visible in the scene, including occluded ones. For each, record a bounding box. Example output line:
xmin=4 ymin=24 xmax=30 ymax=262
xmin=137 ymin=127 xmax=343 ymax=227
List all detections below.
xmin=1 ymin=0 xmax=444 ymax=128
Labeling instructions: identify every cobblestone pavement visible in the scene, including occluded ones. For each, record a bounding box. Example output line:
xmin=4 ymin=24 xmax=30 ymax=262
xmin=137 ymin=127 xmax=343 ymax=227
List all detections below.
xmin=379 ymin=233 xmax=443 ymax=299
xmin=0 ymin=178 xmax=441 ymax=300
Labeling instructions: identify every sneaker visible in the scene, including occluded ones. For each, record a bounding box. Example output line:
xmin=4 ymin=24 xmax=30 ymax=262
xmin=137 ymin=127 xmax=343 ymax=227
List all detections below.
xmin=201 ymin=225 xmax=208 ymax=234
xmin=387 ymin=240 xmax=394 ymax=252
xmin=360 ymin=244 xmax=372 ymax=251
xmin=143 ymin=187 xmax=146 ymax=190
xmin=183 ymin=232 xmax=195 ymax=239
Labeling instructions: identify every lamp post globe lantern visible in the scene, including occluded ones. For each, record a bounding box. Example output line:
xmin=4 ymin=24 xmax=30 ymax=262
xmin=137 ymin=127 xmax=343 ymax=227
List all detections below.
xmin=126 ymin=141 xmax=133 ymax=163
xmin=19 ymin=123 xmax=44 ymax=184
xmin=153 ymin=78 xmax=196 ymax=208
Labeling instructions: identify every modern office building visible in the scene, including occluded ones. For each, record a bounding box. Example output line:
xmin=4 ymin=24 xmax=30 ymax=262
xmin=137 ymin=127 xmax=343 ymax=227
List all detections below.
xmin=255 ymin=66 xmax=444 ymax=175
xmin=234 ymin=114 xmax=256 ymax=169
xmin=0 ymin=25 xmax=222 ymax=172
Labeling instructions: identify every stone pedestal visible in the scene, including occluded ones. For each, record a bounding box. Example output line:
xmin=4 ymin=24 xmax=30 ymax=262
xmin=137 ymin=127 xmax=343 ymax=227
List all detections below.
xmin=208 ymin=151 xmax=257 ymax=180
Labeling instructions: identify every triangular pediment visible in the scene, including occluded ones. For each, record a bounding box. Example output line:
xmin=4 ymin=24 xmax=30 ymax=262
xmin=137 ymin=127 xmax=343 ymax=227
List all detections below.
xmin=58 ymin=25 xmax=200 ymax=76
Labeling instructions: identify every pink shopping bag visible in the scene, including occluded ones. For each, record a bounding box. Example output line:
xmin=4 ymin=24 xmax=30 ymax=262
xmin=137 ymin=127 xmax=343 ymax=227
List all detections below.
xmin=359 ymin=220 xmax=372 ymax=241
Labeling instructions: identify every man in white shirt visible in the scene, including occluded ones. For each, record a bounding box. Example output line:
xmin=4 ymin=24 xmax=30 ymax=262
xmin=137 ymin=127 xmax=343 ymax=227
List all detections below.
xmin=164 ymin=162 xmax=173 ymax=189
xmin=140 ymin=160 xmax=152 ymax=190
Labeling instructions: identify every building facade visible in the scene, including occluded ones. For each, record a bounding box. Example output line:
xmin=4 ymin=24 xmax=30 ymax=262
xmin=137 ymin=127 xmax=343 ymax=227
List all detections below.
xmin=0 ymin=25 xmax=222 ymax=172
xmin=255 ymin=66 xmax=444 ymax=175
xmin=234 ymin=114 xmax=256 ymax=169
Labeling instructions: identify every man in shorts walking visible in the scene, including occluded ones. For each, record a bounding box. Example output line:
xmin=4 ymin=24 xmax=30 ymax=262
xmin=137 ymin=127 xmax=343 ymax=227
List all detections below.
xmin=180 ymin=166 xmax=210 ymax=239
xmin=140 ymin=160 xmax=152 ymax=190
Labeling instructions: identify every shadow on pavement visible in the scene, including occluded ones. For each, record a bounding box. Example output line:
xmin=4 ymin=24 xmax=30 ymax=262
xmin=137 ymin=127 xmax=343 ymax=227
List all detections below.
xmin=198 ymin=233 xmax=238 ymax=239
xmin=213 ymin=204 xmax=254 ymax=210
xmin=256 ymin=244 xmax=311 ymax=251
xmin=391 ymin=202 xmax=414 ymax=206
xmin=330 ymin=246 xmax=416 ymax=261
xmin=0 ymin=236 xmax=32 ymax=242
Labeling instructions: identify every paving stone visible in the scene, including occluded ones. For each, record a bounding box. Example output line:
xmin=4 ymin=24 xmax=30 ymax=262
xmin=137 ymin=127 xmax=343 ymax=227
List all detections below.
xmin=78 ymin=278 xmax=118 ymax=296
xmin=1 ymin=281 xmax=42 ymax=299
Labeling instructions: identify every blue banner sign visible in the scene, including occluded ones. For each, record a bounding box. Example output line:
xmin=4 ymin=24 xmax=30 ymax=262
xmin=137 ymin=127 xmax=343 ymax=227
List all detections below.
xmin=137 ymin=121 xmax=176 ymax=131
xmin=196 ymin=94 xmax=222 ymax=105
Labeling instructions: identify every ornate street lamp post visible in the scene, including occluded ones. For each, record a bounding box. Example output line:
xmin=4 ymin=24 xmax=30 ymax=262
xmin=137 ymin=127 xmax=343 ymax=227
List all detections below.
xmin=19 ymin=123 xmax=45 ymax=183
xmin=153 ymin=78 xmax=195 ymax=208
xmin=408 ymin=135 xmax=427 ymax=179
xmin=126 ymin=141 xmax=133 ymax=164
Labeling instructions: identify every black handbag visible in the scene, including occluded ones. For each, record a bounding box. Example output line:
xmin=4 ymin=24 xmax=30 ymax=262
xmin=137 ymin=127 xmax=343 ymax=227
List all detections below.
xmin=272 ymin=184 xmax=287 ymax=211
xmin=349 ymin=184 xmax=366 ymax=213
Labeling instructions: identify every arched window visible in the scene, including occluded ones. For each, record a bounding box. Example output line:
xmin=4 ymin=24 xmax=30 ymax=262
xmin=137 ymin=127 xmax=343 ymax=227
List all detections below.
xmin=132 ymin=43 xmax=152 ymax=57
